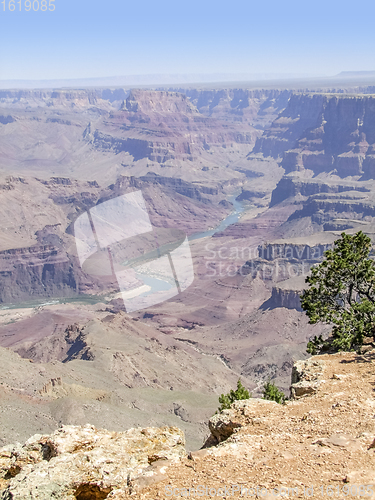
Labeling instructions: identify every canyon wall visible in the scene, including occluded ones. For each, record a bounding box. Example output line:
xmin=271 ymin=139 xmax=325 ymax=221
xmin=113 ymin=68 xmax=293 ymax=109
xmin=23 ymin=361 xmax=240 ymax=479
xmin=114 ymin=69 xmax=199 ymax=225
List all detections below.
xmin=254 ymin=92 xmax=375 ymax=178
xmin=0 ymin=246 xmax=85 ymax=303
xmin=270 ymin=177 xmax=372 ymax=207
xmin=87 ymin=89 xmax=260 ymax=163
xmin=258 ymin=92 xmax=375 ymax=233
xmin=173 ymin=88 xmax=291 ymax=130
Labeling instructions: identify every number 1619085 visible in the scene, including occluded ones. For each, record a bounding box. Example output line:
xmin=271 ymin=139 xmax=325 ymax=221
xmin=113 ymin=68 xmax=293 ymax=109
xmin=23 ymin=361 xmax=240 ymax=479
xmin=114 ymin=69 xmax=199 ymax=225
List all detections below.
xmin=2 ymin=0 xmax=55 ymax=11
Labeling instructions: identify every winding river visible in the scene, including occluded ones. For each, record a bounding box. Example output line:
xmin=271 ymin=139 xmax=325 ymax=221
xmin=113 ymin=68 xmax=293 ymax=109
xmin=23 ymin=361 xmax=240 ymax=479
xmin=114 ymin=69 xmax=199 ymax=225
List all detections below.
xmin=134 ymin=191 xmax=244 ymax=298
xmin=0 ymin=192 xmax=245 ymax=309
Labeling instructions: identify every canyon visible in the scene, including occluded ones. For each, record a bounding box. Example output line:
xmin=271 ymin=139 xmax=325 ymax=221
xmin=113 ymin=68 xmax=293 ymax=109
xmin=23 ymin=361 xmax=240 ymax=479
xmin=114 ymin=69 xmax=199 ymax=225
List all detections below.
xmin=1 ymin=83 xmax=375 ymax=454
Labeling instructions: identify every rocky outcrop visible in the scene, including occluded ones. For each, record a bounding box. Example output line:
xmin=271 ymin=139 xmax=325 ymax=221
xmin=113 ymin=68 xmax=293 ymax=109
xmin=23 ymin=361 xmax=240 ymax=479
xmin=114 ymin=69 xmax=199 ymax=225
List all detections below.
xmin=270 ymin=176 xmax=372 ymax=207
xmin=0 ymin=424 xmax=185 ymax=499
xmin=0 ymin=245 xmax=79 ymax=303
xmin=267 ymin=286 xmax=303 ymax=311
xmin=290 ymin=358 xmax=325 ymax=398
xmin=206 ymin=399 xmax=279 ymax=446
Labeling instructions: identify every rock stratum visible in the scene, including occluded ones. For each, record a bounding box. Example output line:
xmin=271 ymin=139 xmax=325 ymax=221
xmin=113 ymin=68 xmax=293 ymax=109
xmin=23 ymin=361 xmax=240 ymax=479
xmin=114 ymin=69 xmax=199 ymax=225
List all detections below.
xmin=254 ymin=92 xmax=375 ymax=174
xmin=1 ymin=352 xmax=374 ymax=499
xmin=253 ymin=92 xmax=375 ymax=237
xmin=0 ymin=87 xmax=288 ymax=187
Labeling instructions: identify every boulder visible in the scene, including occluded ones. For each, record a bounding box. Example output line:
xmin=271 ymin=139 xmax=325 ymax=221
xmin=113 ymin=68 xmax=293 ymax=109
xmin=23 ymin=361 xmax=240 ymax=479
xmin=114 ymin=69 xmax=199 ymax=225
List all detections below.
xmin=290 ymin=358 xmax=325 ymax=399
xmin=207 ymin=399 xmax=278 ymax=445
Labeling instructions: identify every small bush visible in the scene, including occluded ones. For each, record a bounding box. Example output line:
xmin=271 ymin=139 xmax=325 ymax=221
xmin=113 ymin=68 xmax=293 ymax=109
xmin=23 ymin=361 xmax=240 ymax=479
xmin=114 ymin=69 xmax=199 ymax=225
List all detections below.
xmin=262 ymin=379 xmax=286 ymax=404
xmin=217 ymin=379 xmax=251 ymax=412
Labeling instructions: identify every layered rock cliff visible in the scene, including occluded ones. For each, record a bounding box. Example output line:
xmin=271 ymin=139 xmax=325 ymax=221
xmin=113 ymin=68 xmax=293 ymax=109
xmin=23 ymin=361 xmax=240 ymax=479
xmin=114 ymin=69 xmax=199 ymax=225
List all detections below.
xmin=254 ymin=93 xmax=375 ymax=179
xmin=256 ymin=93 xmax=375 ymax=234
xmin=88 ymin=90 xmax=259 ymax=163
xmin=270 ymin=176 xmax=372 ymax=207
xmin=267 ymin=285 xmax=303 ymax=311
xmin=173 ymin=88 xmax=291 ymax=130
xmin=0 ymin=245 xmax=78 ymax=303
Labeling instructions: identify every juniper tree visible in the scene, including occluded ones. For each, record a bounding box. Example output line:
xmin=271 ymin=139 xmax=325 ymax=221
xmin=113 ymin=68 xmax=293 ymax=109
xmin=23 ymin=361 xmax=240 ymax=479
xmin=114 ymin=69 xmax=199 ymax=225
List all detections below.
xmin=300 ymin=231 xmax=375 ymax=353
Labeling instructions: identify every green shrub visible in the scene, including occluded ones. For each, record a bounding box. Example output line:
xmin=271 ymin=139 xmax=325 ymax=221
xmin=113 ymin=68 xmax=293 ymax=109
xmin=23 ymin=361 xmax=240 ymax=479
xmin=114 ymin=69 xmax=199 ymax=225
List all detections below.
xmin=262 ymin=379 xmax=286 ymax=404
xmin=217 ymin=379 xmax=251 ymax=412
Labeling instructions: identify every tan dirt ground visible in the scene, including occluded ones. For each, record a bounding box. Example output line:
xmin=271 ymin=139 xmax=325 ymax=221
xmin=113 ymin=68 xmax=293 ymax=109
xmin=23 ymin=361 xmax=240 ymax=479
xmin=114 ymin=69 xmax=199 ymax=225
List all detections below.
xmin=127 ymin=352 xmax=375 ymax=499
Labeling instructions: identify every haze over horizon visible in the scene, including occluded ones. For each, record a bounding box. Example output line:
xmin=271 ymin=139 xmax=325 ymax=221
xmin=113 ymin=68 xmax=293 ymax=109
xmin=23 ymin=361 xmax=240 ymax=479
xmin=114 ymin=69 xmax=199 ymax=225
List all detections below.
xmin=1 ymin=0 xmax=375 ymax=83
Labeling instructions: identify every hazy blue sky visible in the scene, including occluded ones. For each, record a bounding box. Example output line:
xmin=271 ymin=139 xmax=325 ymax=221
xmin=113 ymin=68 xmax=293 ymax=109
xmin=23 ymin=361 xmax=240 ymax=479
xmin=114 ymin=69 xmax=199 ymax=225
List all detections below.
xmin=1 ymin=0 xmax=375 ymax=81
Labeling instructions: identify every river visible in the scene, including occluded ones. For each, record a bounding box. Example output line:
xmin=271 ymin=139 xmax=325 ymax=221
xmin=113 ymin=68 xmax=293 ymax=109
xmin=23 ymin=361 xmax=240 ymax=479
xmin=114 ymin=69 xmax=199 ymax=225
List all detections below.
xmin=0 ymin=192 xmax=245 ymax=309
xmin=134 ymin=191 xmax=245 ymax=298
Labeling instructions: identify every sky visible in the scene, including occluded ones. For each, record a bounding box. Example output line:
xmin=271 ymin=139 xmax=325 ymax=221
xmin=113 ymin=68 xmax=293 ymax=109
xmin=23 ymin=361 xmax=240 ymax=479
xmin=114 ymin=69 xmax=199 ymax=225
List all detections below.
xmin=0 ymin=0 xmax=375 ymax=82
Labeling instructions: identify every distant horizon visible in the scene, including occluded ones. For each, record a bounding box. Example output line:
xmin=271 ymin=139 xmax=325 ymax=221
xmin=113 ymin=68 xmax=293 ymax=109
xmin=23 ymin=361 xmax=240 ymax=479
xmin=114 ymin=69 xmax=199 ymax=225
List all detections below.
xmin=1 ymin=0 xmax=375 ymax=84
xmin=1 ymin=70 xmax=375 ymax=91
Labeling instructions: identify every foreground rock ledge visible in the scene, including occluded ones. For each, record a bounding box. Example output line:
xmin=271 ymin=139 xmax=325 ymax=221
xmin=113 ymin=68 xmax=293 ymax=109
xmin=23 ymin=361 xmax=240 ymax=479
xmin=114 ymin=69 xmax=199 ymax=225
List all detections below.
xmin=0 ymin=425 xmax=185 ymax=499
xmin=1 ymin=352 xmax=375 ymax=499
